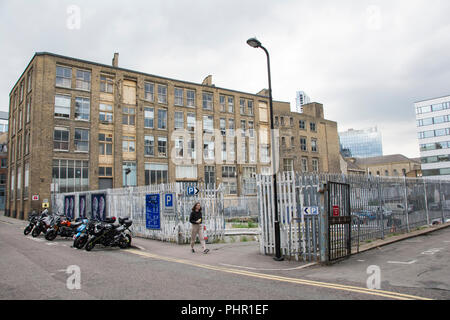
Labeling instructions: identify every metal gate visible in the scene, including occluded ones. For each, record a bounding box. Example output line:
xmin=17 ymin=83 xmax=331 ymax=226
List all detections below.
xmin=328 ymin=181 xmax=351 ymax=261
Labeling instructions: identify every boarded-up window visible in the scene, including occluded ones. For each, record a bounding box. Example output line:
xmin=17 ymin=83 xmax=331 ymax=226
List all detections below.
xmin=259 ymin=101 xmax=268 ymax=122
xmin=122 ymin=80 xmax=136 ymax=105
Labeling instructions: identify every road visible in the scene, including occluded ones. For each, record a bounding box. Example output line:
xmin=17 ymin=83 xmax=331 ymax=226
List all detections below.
xmin=0 ymin=216 xmax=449 ymax=301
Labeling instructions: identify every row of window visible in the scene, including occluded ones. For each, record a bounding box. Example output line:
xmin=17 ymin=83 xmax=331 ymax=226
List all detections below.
xmin=422 ymin=167 xmax=450 ymax=177
xmin=418 ymin=127 xmax=450 ymax=139
xmin=369 ymin=169 xmax=407 ymax=177
xmin=282 ymin=158 xmax=319 ymax=173
xmin=56 ymin=66 xmax=257 ymax=116
xmin=416 ymin=101 xmax=450 ymax=115
xmin=11 ymin=68 xmax=33 ymax=110
xmin=8 ymin=163 xmax=30 ymax=200
xmin=417 ymin=114 xmax=450 ymax=127
xmin=275 ymin=117 xmax=317 ymax=132
xmin=10 ymin=96 xmax=32 ymax=137
xmin=421 ymin=154 xmax=450 ymax=164
xmin=9 ymin=130 xmax=31 ymax=164
xmin=420 ymin=141 xmax=450 ymax=152
xmin=282 ymin=136 xmax=318 ymax=152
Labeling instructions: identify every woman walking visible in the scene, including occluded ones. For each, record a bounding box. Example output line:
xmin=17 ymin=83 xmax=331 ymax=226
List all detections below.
xmin=189 ymin=202 xmax=209 ymax=254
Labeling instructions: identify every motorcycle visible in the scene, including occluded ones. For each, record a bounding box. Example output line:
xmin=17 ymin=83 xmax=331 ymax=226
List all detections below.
xmin=72 ymin=218 xmax=91 ymax=249
xmin=118 ymin=217 xmax=133 ymax=248
xmin=24 ymin=210 xmax=40 ymax=235
xmin=45 ymin=215 xmax=82 ymax=241
xmin=31 ymin=209 xmax=54 ymax=237
xmin=85 ymin=217 xmax=130 ymax=251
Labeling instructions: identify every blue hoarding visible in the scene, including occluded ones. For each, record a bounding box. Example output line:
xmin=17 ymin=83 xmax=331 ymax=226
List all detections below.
xmin=146 ymin=194 xmax=161 ymax=229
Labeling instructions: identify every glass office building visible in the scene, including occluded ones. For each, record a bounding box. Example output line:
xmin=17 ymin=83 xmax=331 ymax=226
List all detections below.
xmin=415 ymin=95 xmax=450 ymax=179
xmin=339 ymin=127 xmax=383 ymax=158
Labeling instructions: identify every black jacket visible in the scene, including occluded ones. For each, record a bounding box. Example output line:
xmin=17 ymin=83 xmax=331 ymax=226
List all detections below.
xmin=189 ymin=210 xmax=202 ymax=224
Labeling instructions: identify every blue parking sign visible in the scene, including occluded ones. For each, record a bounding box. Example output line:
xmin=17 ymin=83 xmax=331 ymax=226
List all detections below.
xmin=165 ymin=194 xmax=173 ymax=207
xmin=146 ymin=194 xmax=160 ymax=230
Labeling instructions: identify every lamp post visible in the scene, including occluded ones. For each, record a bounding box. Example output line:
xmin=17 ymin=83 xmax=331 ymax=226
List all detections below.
xmin=247 ymin=37 xmax=284 ymax=261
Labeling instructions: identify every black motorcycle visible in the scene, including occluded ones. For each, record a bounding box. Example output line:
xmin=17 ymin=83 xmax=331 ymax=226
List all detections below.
xmin=24 ymin=211 xmax=40 ymax=235
xmin=118 ymin=217 xmax=133 ymax=248
xmin=31 ymin=210 xmax=54 ymax=237
xmin=85 ymin=218 xmax=130 ymax=251
xmin=45 ymin=215 xmax=82 ymax=241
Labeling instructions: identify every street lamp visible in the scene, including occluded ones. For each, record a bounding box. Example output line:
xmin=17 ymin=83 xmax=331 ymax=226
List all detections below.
xmin=247 ymin=37 xmax=284 ymax=261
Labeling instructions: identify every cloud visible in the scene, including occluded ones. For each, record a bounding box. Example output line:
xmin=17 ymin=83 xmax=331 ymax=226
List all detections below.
xmin=1 ymin=0 xmax=450 ymax=158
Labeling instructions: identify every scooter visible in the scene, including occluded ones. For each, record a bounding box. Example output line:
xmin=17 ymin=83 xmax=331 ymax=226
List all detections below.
xmin=73 ymin=218 xmax=90 ymax=249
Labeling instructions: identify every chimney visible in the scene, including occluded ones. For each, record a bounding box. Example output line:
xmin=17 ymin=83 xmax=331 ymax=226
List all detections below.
xmin=112 ymin=53 xmax=119 ymax=68
xmin=202 ymin=75 xmax=213 ymax=86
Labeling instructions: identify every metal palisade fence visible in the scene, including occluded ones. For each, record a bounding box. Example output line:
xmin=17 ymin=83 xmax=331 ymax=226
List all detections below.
xmin=257 ymin=172 xmax=450 ymax=262
xmin=53 ymin=183 xmax=225 ymax=244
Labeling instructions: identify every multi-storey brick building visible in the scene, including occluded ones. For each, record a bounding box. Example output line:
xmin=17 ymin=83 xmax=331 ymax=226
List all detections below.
xmin=273 ymin=101 xmax=341 ymax=174
xmin=6 ymin=52 xmax=341 ymax=219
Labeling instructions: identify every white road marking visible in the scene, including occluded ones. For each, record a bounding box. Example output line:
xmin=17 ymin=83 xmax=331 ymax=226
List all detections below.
xmin=421 ymin=248 xmax=443 ymax=255
xmin=357 ymin=260 xmax=365 ymax=262
xmin=387 ymin=260 xmax=417 ymax=265
xmin=219 ymin=262 xmax=317 ymax=271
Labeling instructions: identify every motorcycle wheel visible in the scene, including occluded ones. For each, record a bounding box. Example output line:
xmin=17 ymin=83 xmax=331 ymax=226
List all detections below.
xmin=85 ymin=240 xmax=95 ymax=252
xmin=119 ymin=235 xmax=131 ymax=249
xmin=32 ymin=227 xmax=41 ymax=238
xmin=45 ymin=230 xmax=57 ymax=241
xmin=74 ymin=237 xmax=87 ymax=249
xmin=24 ymin=225 xmax=33 ymax=236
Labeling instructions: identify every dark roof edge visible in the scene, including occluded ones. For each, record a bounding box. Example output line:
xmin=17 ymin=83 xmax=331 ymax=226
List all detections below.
xmin=414 ymin=94 xmax=450 ymax=104
xmin=9 ymin=53 xmax=39 ymax=96
xmin=34 ymin=52 xmax=288 ymax=101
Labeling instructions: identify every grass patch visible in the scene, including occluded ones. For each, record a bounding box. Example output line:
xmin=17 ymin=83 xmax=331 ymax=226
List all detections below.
xmin=241 ymin=236 xmax=249 ymax=242
xmin=231 ymin=222 xmax=259 ymax=229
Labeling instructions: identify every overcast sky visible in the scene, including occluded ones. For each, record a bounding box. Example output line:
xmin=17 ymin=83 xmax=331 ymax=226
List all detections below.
xmin=1 ymin=0 xmax=450 ymax=158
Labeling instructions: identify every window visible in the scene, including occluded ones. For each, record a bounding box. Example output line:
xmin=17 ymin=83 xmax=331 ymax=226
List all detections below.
xmin=0 ymin=174 xmax=6 ymax=185
xmin=123 ymin=162 xmax=137 ymax=187
xmin=1 ymin=158 xmax=7 ymax=168
xmin=229 ymin=140 xmax=236 ymax=161
xmin=18 ymin=108 xmax=22 ymax=131
xmin=203 ymin=92 xmax=213 ymax=110
xmin=144 ymin=107 xmax=154 ymax=128
xmin=228 ymin=119 xmax=235 ymax=136
xmin=203 ymin=140 xmax=215 ymax=160
xmin=312 ymin=159 xmax=319 ymax=172
xmin=74 ymin=129 xmax=89 ymax=152
xmin=300 ymin=137 xmax=307 ymax=151
xmin=52 ymin=159 xmax=89 ymax=193
xmin=100 ymin=76 xmax=113 ymax=93
xmin=204 ymin=166 xmax=215 ymax=186
xmin=27 ymin=69 xmax=33 ymax=93
xmin=220 ymin=118 xmax=226 ymax=136
xmin=187 ymin=113 xmax=196 ymax=132
xmin=299 ymin=120 xmax=305 ymax=130
xmin=240 ymin=99 xmax=245 ymax=115
xmin=249 ymin=142 xmax=256 ymax=163
xmin=174 ymin=111 xmax=184 ymax=129
xmin=99 ymin=104 xmax=113 ymax=123
xmin=99 ymin=166 xmax=113 ymax=177
xmin=19 ymin=81 xmax=24 ymax=103
xmin=175 ymin=137 xmax=184 ymax=158
xmin=291 ymin=136 xmax=295 ymax=147
xmin=144 ymin=82 xmax=154 ymax=101
xmin=76 ymin=70 xmax=91 ymax=91
xmin=99 ymin=133 xmax=113 ymax=155
xmin=241 ymin=141 xmax=247 ymax=163
xmin=54 ymin=127 xmax=69 ymax=151
xmin=311 ymin=139 xmax=318 ymax=152
xmin=222 ymin=142 xmax=227 ymax=161
xmin=122 ymin=136 xmax=135 ymax=153
xmin=283 ymin=159 xmax=294 ymax=172
xmin=176 ymin=165 xmax=197 ymax=179
xmin=187 ymin=90 xmax=195 ymax=107
xmin=385 ymin=170 xmax=389 ymax=176
xmin=26 ymin=97 xmax=31 ymax=123
xmin=248 ymin=100 xmax=254 ymax=115
xmin=281 ymin=117 xmax=285 ymax=126
xmin=188 ymin=139 xmax=196 ymax=159
xmin=174 ymin=88 xmax=184 ymax=106
xmin=260 ymin=145 xmax=270 ymax=163
xmin=228 ymin=97 xmax=234 ymax=113
xmin=122 ymin=107 xmax=135 ymax=125
xmin=222 ymin=166 xmax=236 ymax=178
xmin=17 ymin=167 xmax=21 ymax=199
xmin=145 ymin=163 xmax=168 ymax=185
xmin=144 ymin=135 xmax=155 ymax=156
xmin=158 ymin=85 xmax=167 ymax=104
xmin=56 ymin=66 xmax=72 ymax=88
xmin=241 ymin=120 xmax=246 ymax=137
xmin=290 ymin=117 xmax=294 ymax=127
xmin=158 ymin=109 xmax=167 ymax=130
xmin=220 ymin=95 xmax=226 ymax=112
xmin=223 ymin=181 xmax=237 ymax=195
xmin=281 ymin=137 xmax=286 ymax=148
xmin=55 ymin=95 xmax=71 ymax=118
xmin=75 ymin=97 xmax=90 ymax=120
xmin=310 ymin=122 xmax=316 ymax=132
xmin=301 ymin=158 xmax=308 ymax=172
xmin=24 ymin=162 xmax=29 ymax=198
xmin=275 ymin=116 xmax=279 ymax=126
xmin=248 ymin=121 xmax=254 ymax=138
xmin=203 ymin=115 xmax=214 ymax=134
xmin=158 ymin=137 xmax=167 ymax=157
